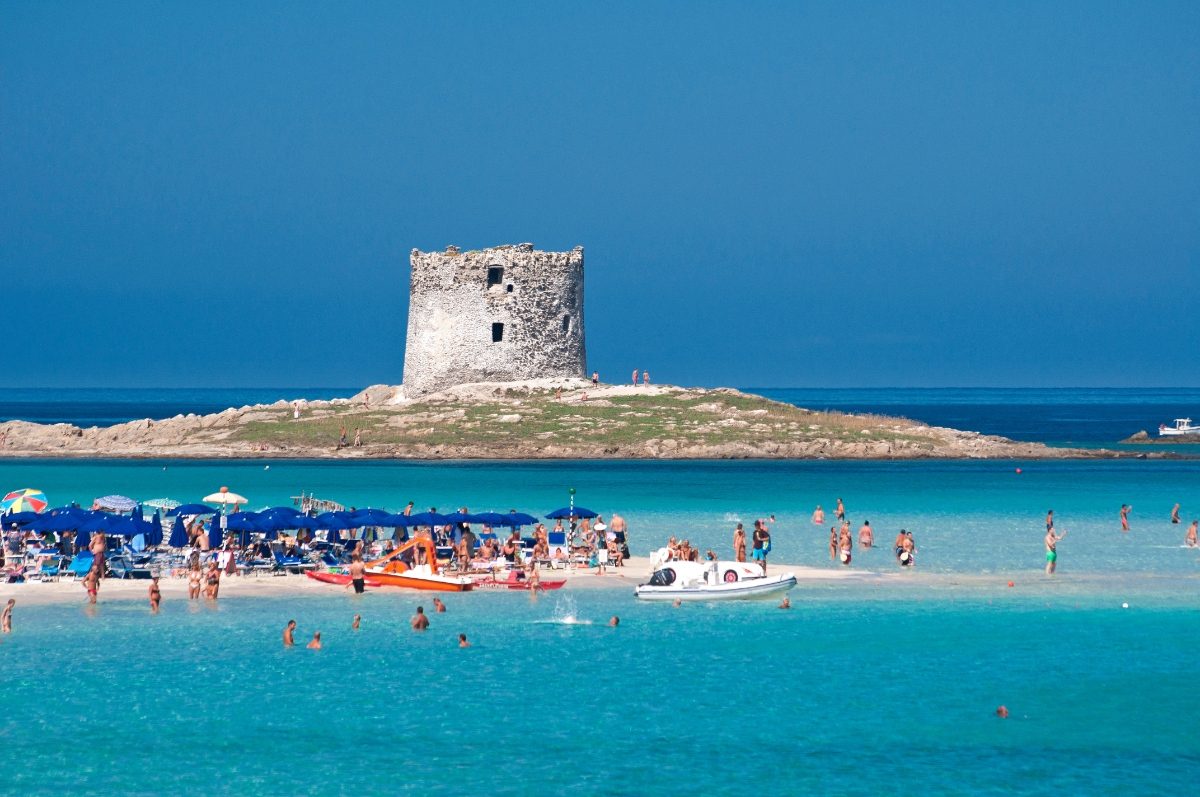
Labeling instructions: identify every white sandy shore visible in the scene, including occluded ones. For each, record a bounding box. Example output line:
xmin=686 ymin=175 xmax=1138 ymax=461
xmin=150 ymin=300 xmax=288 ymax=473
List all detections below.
xmin=0 ymin=556 xmax=869 ymax=606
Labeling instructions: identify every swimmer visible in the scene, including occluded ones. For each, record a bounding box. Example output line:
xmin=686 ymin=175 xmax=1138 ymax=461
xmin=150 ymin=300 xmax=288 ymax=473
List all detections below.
xmin=812 ymin=505 xmax=824 ymax=525
xmin=352 ymin=614 xmax=361 ymax=630
xmin=306 ymin=631 xmax=321 ymax=650
xmin=996 ymin=705 xmax=1009 ymax=719
xmin=433 ymin=597 xmax=446 ymax=613
xmin=1171 ymin=503 xmax=1181 ymax=524
xmin=835 ymin=497 xmax=845 ymax=522
xmin=411 ymin=606 xmax=429 ymax=631
xmin=458 ymin=633 xmax=470 ymax=648
xmin=1185 ymin=520 xmax=1197 ymax=548
xmin=673 ymin=598 xmax=682 ymax=608
xmin=858 ymin=521 xmax=873 ymax=549
xmin=283 ymin=620 xmax=296 ymax=647
xmin=148 ymin=577 xmax=161 ymax=614
xmin=608 ymin=615 xmax=620 ymax=627
xmin=1 ymin=598 xmax=13 ymax=633
xmin=1045 ymin=526 xmax=1068 ymax=575
xmin=778 ymin=596 xmax=791 ymax=609
xmin=1120 ymin=504 xmax=1131 ymax=532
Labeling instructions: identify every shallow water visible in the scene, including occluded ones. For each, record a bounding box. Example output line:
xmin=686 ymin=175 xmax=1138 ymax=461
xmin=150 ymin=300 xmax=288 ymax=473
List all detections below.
xmin=1 ymin=584 xmax=1197 ymax=796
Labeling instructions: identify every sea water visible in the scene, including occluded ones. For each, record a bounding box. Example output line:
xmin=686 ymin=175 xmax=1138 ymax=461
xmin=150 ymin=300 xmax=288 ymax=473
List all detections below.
xmin=1 ymin=584 xmax=1197 ymax=795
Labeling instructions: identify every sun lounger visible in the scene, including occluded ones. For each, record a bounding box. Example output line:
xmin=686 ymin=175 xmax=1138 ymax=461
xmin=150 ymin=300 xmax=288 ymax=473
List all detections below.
xmin=67 ymin=553 xmax=94 ymax=580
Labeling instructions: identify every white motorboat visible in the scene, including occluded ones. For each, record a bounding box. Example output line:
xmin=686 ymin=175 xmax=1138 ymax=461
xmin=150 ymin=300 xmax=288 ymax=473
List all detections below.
xmin=634 ymin=557 xmax=796 ymax=601
xmin=1159 ymin=418 xmax=1200 ymax=437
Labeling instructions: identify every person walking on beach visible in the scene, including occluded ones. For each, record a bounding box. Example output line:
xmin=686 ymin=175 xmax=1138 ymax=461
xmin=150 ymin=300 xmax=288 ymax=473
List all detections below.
xmin=292 ymin=401 xmax=301 ymax=420
xmin=592 ymin=371 xmax=599 ymax=386
xmin=1171 ymin=503 xmax=1181 ymax=524
xmin=283 ymin=620 xmax=296 ymax=647
xmin=812 ymin=505 xmax=824 ymax=525
xmin=337 ymin=425 xmax=347 ymax=449
xmin=859 ymin=521 xmax=873 ymax=549
xmin=1045 ymin=526 xmax=1068 ymax=575
xmin=1 ymin=599 xmax=14 ymax=633
xmin=347 ymin=555 xmax=366 ymax=594
xmin=631 ymin=369 xmax=639 ymax=385
xmin=353 ymin=427 xmax=362 ymax=447
xmin=1185 ymin=520 xmax=1197 ymax=548
xmin=148 ymin=577 xmax=161 ymax=614
xmin=411 ymin=606 xmax=429 ymax=631
xmin=1120 ymin=504 xmax=1132 ymax=532
xmin=643 ymin=370 xmax=650 ymax=385
xmin=733 ymin=523 xmax=747 ymax=562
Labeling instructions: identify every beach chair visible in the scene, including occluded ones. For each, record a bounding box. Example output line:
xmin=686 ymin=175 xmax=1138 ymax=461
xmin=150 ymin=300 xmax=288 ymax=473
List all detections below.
xmin=67 ymin=553 xmax=94 ymax=581
xmin=272 ymin=550 xmax=315 ymax=575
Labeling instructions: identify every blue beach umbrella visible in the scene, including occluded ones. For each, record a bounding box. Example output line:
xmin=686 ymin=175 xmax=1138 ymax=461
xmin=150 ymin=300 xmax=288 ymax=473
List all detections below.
xmin=2 ymin=510 xmax=40 ymax=528
xmin=545 ymin=507 xmax=597 ymax=520
xmin=500 ymin=512 xmax=540 ymax=526
xmin=442 ymin=511 xmax=476 ymax=525
xmin=168 ymin=503 xmax=217 ymax=517
xmin=406 ymin=512 xmax=451 ymax=527
xmin=147 ymin=512 xmax=164 ymax=546
xmin=168 ymin=516 xmax=189 ymax=548
xmin=347 ymin=508 xmax=390 ymax=525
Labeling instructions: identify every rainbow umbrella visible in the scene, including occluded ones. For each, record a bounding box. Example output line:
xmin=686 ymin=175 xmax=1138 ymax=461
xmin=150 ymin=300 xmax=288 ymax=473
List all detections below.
xmin=1 ymin=488 xmax=49 ymax=514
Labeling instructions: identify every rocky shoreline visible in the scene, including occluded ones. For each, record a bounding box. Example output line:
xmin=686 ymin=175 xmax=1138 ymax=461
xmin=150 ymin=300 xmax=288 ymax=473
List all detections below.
xmin=0 ymin=381 xmax=1159 ymax=461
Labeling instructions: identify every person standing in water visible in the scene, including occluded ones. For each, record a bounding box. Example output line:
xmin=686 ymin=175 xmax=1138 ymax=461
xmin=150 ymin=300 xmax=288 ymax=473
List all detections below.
xmin=411 ymin=606 xmax=429 ymax=631
xmin=347 ymin=554 xmax=366 ymax=594
xmin=1170 ymin=503 xmax=1181 ymax=524
xmin=1185 ymin=520 xmax=1197 ymax=548
xmin=352 ymin=614 xmax=361 ymax=630
xmin=829 ymin=527 xmax=839 ymax=561
xmin=458 ymin=633 xmax=470 ymax=648
xmin=812 ymin=505 xmax=824 ymax=525
xmin=1120 ymin=504 xmax=1132 ymax=532
xmin=835 ymin=498 xmax=846 ymax=522
xmin=306 ymin=631 xmax=322 ymax=650
xmin=751 ymin=521 xmax=769 ymax=574
xmin=1 ymin=599 xmax=14 ymax=633
xmin=1045 ymin=526 xmax=1068 ymax=575
xmin=148 ymin=577 xmax=161 ymax=614
xmin=283 ymin=620 xmax=296 ymax=647
xmin=839 ymin=525 xmax=853 ymax=565
xmin=858 ymin=521 xmax=873 ymax=549
xmin=733 ymin=523 xmax=747 ymax=562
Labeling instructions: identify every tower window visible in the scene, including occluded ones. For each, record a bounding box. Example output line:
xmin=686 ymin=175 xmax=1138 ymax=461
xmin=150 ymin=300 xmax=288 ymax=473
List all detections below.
xmin=491 ymin=322 xmax=504 ymax=342
xmin=506 ymin=283 xmax=514 ymax=293
xmin=487 ymin=266 xmax=503 ymax=287
xmin=561 ymin=315 xmax=571 ymax=333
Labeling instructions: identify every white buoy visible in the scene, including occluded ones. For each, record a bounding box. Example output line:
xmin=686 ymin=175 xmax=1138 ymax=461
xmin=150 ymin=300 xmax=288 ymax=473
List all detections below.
xmin=1122 ymin=602 xmax=1129 ymax=609
xmin=264 ymin=465 xmax=270 ymax=470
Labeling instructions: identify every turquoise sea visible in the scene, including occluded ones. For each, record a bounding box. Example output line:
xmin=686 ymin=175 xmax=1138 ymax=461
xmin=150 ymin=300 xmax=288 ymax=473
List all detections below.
xmin=2 ymin=389 xmax=1199 ymax=794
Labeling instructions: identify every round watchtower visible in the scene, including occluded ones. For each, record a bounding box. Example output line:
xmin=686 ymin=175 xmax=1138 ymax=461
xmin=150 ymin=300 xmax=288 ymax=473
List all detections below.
xmin=402 ymin=243 xmax=586 ymax=397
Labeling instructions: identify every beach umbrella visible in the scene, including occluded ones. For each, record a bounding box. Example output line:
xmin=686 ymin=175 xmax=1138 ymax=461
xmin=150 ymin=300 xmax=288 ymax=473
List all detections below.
xmin=500 ymin=512 xmax=540 ymax=526
xmin=142 ymin=498 xmax=180 ymax=513
xmin=545 ymin=506 xmax=597 ymax=520
xmin=78 ymin=512 xmax=116 ymax=533
xmin=2 ymin=510 xmax=40 ymax=527
xmin=442 ymin=511 xmax=475 ymax=525
xmin=208 ymin=518 xmax=223 ymax=549
xmin=406 ymin=512 xmax=451 ymax=527
xmin=376 ymin=513 xmax=413 ymax=527
xmin=105 ymin=517 xmax=140 ymax=538
xmin=1 ymin=489 xmax=49 ymax=514
xmin=203 ymin=487 xmax=248 ymax=508
xmin=94 ymin=495 xmax=138 ymax=512
xmin=314 ymin=512 xmax=351 ymax=531
xmin=347 ymin=508 xmax=391 ymax=526
xmin=168 ymin=516 xmax=189 ymax=548
xmin=147 ymin=511 xmax=164 ymax=546
xmin=285 ymin=515 xmax=320 ymax=531
xmin=168 ymin=503 xmax=217 ymax=517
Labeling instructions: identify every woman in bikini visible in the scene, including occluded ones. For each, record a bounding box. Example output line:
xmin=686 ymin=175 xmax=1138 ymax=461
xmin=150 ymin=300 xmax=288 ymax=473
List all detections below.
xmin=188 ymin=567 xmax=202 ymax=599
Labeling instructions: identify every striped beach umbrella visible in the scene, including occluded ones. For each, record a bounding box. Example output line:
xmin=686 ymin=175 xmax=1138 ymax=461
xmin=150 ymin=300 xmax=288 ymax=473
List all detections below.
xmin=1 ymin=488 xmax=49 ymax=514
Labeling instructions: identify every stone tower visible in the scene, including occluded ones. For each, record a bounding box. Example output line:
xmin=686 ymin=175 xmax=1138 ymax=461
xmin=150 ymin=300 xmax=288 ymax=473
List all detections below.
xmin=402 ymin=243 xmax=586 ymax=397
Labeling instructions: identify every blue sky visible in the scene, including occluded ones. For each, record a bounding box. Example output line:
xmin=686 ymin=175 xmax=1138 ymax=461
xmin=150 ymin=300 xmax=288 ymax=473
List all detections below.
xmin=2 ymin=2 xmax=1197 ymax=388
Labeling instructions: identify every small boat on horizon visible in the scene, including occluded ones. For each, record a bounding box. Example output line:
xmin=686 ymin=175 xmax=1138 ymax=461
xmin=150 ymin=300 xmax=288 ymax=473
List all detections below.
xmin=1158 ymin=418 xmax=1200 ymax=437
xmin=634 ymin=557 xmax=796 ymax=601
